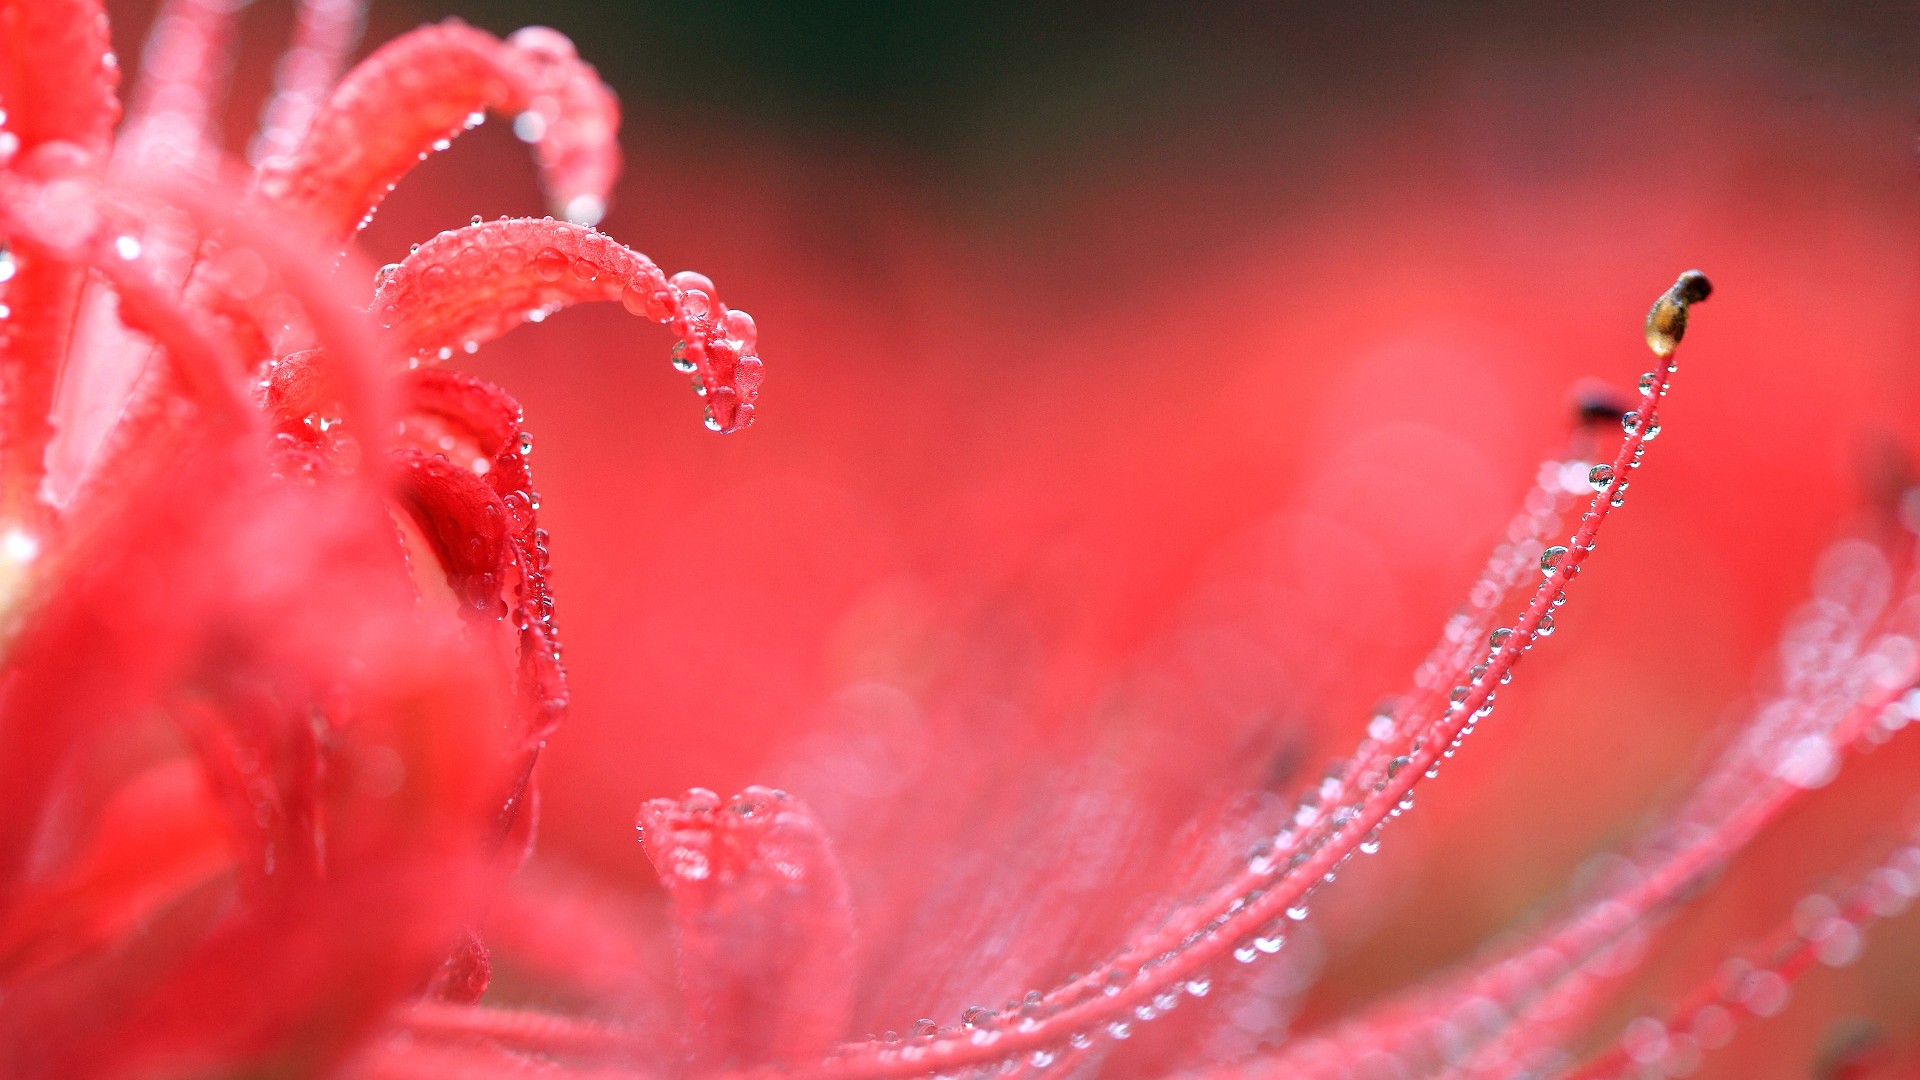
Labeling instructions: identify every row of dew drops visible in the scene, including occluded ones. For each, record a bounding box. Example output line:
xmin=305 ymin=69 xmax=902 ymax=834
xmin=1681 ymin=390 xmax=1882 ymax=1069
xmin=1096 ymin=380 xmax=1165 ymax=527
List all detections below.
xmin=368 ymin=205 xmax=751 ymax=433
xmin=832 ymin=296 xmax=1698 ymax=1076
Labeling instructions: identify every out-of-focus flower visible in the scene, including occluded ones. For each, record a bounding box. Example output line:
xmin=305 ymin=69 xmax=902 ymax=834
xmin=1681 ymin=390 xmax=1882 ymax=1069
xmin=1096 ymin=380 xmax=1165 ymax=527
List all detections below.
xmin=5 ymin=2 xmax=1919 ymax=1079
xmin=0 ymin=0 xmax=758 ymax=1073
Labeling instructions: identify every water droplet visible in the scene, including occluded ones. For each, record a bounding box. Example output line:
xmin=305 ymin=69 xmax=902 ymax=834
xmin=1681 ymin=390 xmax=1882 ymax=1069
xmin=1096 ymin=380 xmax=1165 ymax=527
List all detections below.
xmin=533 ymin=248 xmax=567 ymax=281
xmin=961 ymin=1006 xmax=994 ymax=1029
xmin=518 ymin=432 xmax=535 ymax=456
xmin=1621 ymin=410 xmax=1642 ymax=436
xmin=1184 ymin=977 xmax=1212 ymax=997
xmin=113 ymin=234 xmax=142 ymax=260
xmin=1588 ymin=463 xmax=1615 ymax=491
xmin=1285 ymin=904 xmax=1309 ymax=921
xmin=1105 ymin=1021 xmax=1132 ymax=1041
xmin=470 ymin=214 xmax=483 ymax=226
xmin=1489 ymin=627 xmax=1514 ymax=650
xmin=0 ymin=247 xmax=15 ymax=283
xmin=911 ymin=1018 xmax=939 ymax=1038
xmin=671 ymin=341 xmax=698 ymax=372
xmin=1535 ymin=613 xmax=1555 ymax=637
xmin=432 ymin=137 xmax=452 ymax=152
xmin=1540 ymin=546 xmax=1569 ymax=576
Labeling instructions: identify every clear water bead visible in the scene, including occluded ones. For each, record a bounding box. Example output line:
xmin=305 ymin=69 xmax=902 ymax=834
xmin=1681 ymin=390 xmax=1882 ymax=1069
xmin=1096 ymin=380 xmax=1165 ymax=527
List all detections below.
xmin=1588 ymin=463 xmax=1615 ymax=491
xmin=671 ymin=341 xmax=698 ymax=372
xmin=1540 ymin=546 xmax=1569 ymax=575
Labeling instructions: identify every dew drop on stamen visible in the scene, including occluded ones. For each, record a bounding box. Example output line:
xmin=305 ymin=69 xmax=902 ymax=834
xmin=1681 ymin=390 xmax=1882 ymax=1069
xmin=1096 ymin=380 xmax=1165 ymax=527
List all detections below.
xmin=666 ymin=340 xmax=699 ymax=374
xmin=1588 ymin=463 xmax=1615 ymax=491
xmin=1540 ymin=546 xmax=1569 ymax=575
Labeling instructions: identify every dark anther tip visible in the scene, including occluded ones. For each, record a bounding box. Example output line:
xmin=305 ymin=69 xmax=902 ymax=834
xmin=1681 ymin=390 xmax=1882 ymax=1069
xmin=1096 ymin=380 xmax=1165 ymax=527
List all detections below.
xmin=1674 ymin=270 xmax=1712 ymax=305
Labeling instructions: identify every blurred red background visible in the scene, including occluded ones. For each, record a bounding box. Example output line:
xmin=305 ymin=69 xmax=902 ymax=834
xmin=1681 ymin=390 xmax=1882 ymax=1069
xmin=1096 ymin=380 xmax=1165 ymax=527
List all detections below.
xmin=101 ymin=2 xmax=1920 ymax=1074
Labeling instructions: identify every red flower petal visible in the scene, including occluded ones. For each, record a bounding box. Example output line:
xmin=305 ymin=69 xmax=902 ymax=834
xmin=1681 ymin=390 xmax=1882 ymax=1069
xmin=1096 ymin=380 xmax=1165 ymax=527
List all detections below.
xmin=0 ymin=0 xmax=120 ymax=154
xmin=373 ymin=217 xmax=763 ymax=433
xmin=260 ymin=19 xmax=621 ymax=244
xmin=639 ymin=786 xmax=858 ymax=1068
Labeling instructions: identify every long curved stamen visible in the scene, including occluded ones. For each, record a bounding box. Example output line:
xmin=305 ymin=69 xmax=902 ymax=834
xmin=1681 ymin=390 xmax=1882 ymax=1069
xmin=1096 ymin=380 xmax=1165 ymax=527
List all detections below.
xmin=769 ymin=273 xmax=1711 ymax=1080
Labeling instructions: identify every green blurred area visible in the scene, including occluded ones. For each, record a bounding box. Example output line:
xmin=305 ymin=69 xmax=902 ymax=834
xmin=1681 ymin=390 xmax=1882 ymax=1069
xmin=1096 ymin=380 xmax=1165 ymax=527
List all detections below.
xmin=406 ymin=0 xmax=1917 ymax=161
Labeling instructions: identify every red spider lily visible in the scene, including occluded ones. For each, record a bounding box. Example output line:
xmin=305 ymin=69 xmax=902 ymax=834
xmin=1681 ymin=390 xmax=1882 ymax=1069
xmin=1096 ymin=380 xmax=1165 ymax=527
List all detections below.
xmin=0 ymin=0 xmax=758 ymax=1073
xmin=4 ymin=2 xmax=1919 ymax=1079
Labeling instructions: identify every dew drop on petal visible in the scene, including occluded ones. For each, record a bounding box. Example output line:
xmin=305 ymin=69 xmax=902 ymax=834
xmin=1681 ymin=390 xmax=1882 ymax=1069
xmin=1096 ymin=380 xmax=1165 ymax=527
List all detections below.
xmin=533 ymin=248 xmax=567 ymax=282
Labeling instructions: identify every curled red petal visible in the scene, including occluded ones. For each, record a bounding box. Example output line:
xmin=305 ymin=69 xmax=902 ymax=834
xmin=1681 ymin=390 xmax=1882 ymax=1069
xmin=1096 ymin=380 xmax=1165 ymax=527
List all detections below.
xmin=639 ymin=786 xmax=858 ymax=1068
xmin=0 ymin=759 xmax=228 ymax=983
xmin=0 ymin=0 xmax=121 ymax=154
xmin=392 ymin=448 xmax=519 ymax=621
xmin=260 ymin=19 xmax=621 ymax=243
xmin=390 ymin=426 xmax=567 ymax=746
xmin=374 ymin=217 xmax=763 ymax=434
xmin=0 ymin=163 xmax=255 ymax=495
